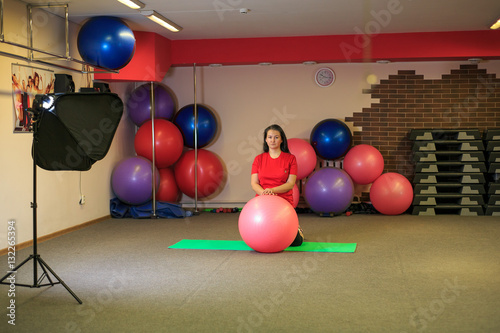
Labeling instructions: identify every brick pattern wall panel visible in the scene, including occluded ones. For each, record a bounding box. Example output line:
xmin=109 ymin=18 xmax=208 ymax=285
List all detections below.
xmin=345 ymin=64 xmax=500 ymax=181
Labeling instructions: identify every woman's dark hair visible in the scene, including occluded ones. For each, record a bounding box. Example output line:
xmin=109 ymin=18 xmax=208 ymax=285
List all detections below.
xmin=263 ymin=124 xmax=290 ymax=153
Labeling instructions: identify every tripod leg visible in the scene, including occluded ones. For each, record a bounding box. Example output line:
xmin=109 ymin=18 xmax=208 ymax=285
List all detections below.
xmin=0 ymin=255 xmax=34 ymax=284
xmin=37 ymin=257 xmax=82 ymax=304
xmin=36 ymin=258 xmax=55 ymax=286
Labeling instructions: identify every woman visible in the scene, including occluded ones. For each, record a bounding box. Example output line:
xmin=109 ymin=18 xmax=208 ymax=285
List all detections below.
xmin=251 ymin=124 xmax=304 ymax=246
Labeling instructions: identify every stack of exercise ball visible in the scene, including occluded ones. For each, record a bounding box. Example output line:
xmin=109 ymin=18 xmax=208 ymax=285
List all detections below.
xmin=302 ymin=119 xmax=355 ymax=215
xmin=111 ymin=83 xmax=183 ymax=204
xmin=173 ymin=104 xmax=224 ymax=199
xmin=300 ymin=118 xmax=413 ymax=215
xmin=112 ymin=84 xmax=224 ymax=205
xmin=343 ymin=144 xmax=413 ymax=215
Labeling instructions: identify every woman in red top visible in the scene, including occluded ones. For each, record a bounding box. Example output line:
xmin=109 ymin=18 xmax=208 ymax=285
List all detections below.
xmin=251 ymin=124 xmax=304 ymax=246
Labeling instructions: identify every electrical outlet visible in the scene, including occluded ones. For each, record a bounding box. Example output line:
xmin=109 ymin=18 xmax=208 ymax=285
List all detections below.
xmin=79 ymin=195 xmax=86 ymax=205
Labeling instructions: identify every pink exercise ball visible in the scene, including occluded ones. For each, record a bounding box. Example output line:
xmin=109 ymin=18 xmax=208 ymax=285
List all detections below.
xmin=370 ymin=172 xmax=413 ymax=215
xmin=343 ymin=144 xmax=384 ymax=185
xmin=156 ymin=167 xmax=181 ymax=203
xmin=174 ymin=149 xmax=224 ymax=198
xmin=238 ymin=195 xmax=299 ymax=253
xmin=288 ymin=138 xmax=317 ymax=180
xmin=134 ymin=119 xmax=184 ymax=169
xmin=292 ymin=184 xmax=300 ymax=208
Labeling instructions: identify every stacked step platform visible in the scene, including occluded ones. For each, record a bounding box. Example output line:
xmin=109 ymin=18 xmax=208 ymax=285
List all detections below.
xmin=410 ymin=129 xmax=486 ymax=216
xmin=484 ymin=129 xmax=500 ymax=216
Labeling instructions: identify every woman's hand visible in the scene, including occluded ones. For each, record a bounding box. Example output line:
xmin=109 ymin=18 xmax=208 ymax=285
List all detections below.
xmin=261 ymin=188 xmax=276 ymax=195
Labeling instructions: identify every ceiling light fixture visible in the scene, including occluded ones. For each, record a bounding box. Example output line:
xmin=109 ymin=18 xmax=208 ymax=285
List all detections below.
xmin=117 ymin=0 xmax=145 ymax=9
xmin=141 ymin=10 xmax=182 ymax=32
xmin=490 ymin=17 xmax=500 ymax=29
xmin=468 ymin=58 xmax=482 ymax=64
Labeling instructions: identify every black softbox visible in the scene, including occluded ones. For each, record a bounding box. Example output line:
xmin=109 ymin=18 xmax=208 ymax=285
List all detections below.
xmin=32 ymin=92 xmax=123 ymax=171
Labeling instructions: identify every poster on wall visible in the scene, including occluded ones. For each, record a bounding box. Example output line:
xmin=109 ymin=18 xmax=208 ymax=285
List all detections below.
xmin=12 ymin=64 xmax=55 ymax=133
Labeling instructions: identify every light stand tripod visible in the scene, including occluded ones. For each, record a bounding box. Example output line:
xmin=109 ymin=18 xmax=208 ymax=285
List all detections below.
xmin=0 ymin=107 xmax=82 ymax=304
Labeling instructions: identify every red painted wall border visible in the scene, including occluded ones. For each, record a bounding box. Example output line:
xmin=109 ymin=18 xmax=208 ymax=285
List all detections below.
xmin=171 ymin=30 xmax=500 ymax=66
xmin=95 ymin=30 xmax=500 ymax=82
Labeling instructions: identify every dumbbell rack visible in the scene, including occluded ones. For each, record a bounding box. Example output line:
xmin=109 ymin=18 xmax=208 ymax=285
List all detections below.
xmin=484 ymin=129 xmax=500 ymax=216
xmin=410 ymin=129 xmax=486 ymax=216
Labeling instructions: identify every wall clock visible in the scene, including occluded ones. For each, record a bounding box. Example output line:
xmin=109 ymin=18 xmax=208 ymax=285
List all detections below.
xmin=315 ymin=67 xmax=335 ymax=87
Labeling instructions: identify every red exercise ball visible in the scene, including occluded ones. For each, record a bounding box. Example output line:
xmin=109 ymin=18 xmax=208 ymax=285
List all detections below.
xmin=343 ymin=144 xmax=384 ymax=185
xmin=238 ymin=195 xmax=299 ymax=253
xmin=134 ymin=119 xmax=184 ymax=168
xmin=288 ymin=138 xmax=317 ymax=180
xmin=292 ymin=184 xmax=300 ymax=208
xmin=174 ymin=149 xmax=224 ymax=198
xmin=156 ymin=167 xmax=181 ymax=203
xmin=370 ymin=172 xmax=413 ymax=215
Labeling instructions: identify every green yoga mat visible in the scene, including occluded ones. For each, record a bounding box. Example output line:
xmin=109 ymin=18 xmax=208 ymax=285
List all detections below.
xmin=168 ymin=239 xmax=356 ymax=253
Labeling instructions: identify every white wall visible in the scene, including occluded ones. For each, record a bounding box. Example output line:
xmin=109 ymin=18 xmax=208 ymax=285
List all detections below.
xmin=0 ymin=0 xmax=132 ymax=249
xmin=162 ymin=61 xmax=500 ymax=207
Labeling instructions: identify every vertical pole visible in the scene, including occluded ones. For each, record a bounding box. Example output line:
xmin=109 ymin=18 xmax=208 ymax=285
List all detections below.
xmin=0 ymin=0 xmax=4 ymax=41
xmin=27 ymin=5 xmax=33 ymax=61
xmin=193 ymin=64 xmax=198 ymax=213
xmin=32 ymin=116 xmax=38 ymax=284
xmin=64 ymin=4 xmax=69 ymax=59
xmin=150 ymin=82 xmax=157 ymax=218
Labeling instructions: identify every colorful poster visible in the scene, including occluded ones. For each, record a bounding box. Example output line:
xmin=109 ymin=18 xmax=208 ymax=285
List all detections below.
xmin=12 ymin=64 xmax=55 ymax=133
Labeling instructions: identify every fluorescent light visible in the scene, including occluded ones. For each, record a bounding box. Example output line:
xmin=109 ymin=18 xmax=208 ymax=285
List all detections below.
xmin=117 ymin=0 xmax=145 ymax=9
xmin=490 ymin=18 xmax=500 ymax=29
xmin=141 ymin=10 xmax=182 ymax=32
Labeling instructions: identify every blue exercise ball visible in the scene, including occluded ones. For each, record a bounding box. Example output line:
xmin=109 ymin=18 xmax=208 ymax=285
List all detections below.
xmin=310 ymin=119 xmax=352 ymax=160
xmin=77 ymin=16 xmax=136 ymax=70
xmin=173 ymin=104 xmax=218 ymax=148
xmin=127 ymin=83 xmax=176 ymax=126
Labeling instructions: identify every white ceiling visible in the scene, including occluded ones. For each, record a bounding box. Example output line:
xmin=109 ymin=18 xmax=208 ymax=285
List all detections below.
xmin=23 ymin=0 xmax=500 ymax=40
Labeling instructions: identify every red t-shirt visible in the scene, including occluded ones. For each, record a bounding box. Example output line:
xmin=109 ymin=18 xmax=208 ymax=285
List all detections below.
xmin=251 ymin=152 xmax=297 ymax=205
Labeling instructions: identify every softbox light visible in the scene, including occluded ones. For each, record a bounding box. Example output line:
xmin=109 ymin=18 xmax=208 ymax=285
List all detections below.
xmin=31 ymin=92 xmax=123 ymax=171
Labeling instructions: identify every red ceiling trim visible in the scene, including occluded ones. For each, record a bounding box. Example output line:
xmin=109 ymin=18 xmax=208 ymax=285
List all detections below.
xmin=94 ymin=30 xmax=500 ymax=82
xmin=171 ymin=30 xmax=500 ymax=66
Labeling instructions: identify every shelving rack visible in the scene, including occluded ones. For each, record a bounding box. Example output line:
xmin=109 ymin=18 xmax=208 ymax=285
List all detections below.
xmin=484 ymin=129 xmax=500 ymax=216
xmin=410 ymin=129 xmax=486 ymax=216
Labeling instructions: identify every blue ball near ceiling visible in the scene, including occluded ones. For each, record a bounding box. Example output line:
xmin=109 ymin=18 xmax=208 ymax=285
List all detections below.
xmin=77 ymin=16 xmax=136 ymax=70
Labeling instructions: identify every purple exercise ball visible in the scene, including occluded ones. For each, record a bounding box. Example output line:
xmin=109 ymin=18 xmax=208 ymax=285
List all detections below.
xmin=304 ymin=167 xmax=354 ymax=214
xmin=111 ymin=156 xmax=160 ymax=205
xmin=127 ymin=83 xmax=175 ymax=126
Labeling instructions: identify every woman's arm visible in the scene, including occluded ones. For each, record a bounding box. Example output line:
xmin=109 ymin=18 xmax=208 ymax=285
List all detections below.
xmin=251 ymin=173 xmax=265 ymax=195
xmin=252 ymin=173 xmax=297 ymax=196
xmin=267 ymin=173 xmax=296 ymax=194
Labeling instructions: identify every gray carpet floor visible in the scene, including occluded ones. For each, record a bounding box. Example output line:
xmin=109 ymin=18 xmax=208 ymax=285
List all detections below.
xmin=0 ymin=212 xmax=499 ymax=333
